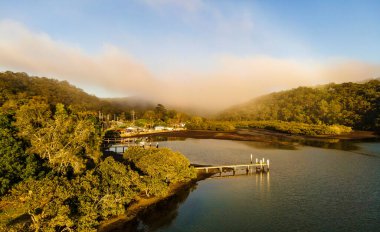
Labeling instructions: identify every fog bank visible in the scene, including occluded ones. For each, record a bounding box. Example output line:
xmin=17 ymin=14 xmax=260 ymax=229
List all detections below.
xmin=1 ymin=20 xmax=380 ymax=113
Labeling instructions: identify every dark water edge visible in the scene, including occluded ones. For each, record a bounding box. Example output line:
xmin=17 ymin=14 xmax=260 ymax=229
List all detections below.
xmin=100 ymin=181 xmax=199 ymax=232
xmin=111 ymin=129 xmax=380 ymax=154
xmin=148 ymin=130 xmax=380 ymax=154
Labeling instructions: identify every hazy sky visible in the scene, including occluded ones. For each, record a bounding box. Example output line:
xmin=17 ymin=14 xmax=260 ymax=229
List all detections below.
xmin=1 ymin=0 xmax=380 ymax=112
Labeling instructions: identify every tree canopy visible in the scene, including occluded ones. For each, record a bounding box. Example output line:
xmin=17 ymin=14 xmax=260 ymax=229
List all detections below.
xmin=0 ymin=71 xmax=196 ymax=231
xmin=219 ymin=80 xmax=380 ymax=131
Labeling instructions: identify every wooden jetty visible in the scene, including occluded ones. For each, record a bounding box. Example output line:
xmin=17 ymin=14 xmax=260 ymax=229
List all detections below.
xmin=103 ymin=137 xmax=138 ymax=144
xmin=104 ymin=143 xmax=157 ymax=153
xmin=195 ymin=160 xmax=270 ymax=175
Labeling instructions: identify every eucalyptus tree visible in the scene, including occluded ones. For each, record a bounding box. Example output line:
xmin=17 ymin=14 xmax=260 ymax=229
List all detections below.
xmin=15 ymin=99 xmax=100 ymax=174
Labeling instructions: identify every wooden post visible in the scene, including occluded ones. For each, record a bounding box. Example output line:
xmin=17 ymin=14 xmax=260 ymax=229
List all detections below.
xmin=250 ymin=154 xmax=253 ymax=164
xmin=260 ymin=160 xmax=263 ymax=172
xmin=267 ymin=159 xmax=270 ymax=170
xmin=256 ymin=158 xmax=258 ymax=164
xmin=233 ymin=167 xmax=236 ymax=175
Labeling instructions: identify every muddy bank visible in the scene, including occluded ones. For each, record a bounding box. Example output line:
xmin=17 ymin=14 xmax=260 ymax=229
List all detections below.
xmin=132 ymin=129 xmax=379 ymax=142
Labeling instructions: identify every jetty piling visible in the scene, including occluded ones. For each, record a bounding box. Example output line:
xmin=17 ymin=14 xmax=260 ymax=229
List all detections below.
xmin=195 ymin=158 xmax=270 ymax=177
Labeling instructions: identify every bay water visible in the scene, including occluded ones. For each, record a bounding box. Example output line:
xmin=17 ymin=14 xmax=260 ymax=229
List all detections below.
xmin=113 ymin=137 xmax=380 ymax=232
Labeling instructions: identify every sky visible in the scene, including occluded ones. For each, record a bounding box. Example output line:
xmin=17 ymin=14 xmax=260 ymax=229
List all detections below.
xmin=0 ymin=0 xmax=380 ymax=113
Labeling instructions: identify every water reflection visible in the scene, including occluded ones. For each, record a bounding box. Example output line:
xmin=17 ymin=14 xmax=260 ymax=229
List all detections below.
xmin=255 ymin=171 xmax=270 ymax=197
xmin=131 ymin=130 xmax=379 ymax=154
xmin=149 ymin=136 xmax=187 ymax=142
xmin=236 ymin=129 xmax=380 ymax=152
xmin=105 ymin=171 xmax=273 ymax=232
xmin=106 ymin=184 xmax=197 ymax=232
xmin=238 ymin=140 xmax=297 ymax=150
xmin=235 ymin=135 xmax=363 ymax=151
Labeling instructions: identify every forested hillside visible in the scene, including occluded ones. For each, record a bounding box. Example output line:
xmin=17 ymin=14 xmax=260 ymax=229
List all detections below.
xmin=0 ymin=71 xmax=196 ymax=231
xmin=0 ymin=71 xmax=104 ymax=111
xmin=219 ymin=80 xmax=380 ymax=131
xmin=0 ymin=71 xmax=188 ymax=121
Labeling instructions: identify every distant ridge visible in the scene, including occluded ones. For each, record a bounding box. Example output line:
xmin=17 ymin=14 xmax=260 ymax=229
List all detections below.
xmin=0 ymin=71 xmax=155 ymax=114
xmin=219 ymin=80 xmax=380 ymax=131
xmin=0 ymin=71 xmax=101 ymax=108
xmin=102 ymin=96 xmax=155 ymax=111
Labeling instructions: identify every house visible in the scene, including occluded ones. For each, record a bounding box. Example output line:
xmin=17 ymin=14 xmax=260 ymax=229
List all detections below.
xmin=154 ymin=126 xmax=165 ymax=131
xmin=126 ymin=127 xmax=138 ymax=132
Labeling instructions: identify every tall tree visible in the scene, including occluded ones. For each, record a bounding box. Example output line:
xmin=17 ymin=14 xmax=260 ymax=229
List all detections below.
xmin=15 ymin=99 xmax=100 ymax=174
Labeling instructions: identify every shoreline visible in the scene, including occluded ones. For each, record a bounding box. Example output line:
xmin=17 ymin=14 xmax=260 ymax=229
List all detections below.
xmin=127 ymin=129 xmax=379 ymax=143
xmin=98 ymin=174 xmax=210 ymax=232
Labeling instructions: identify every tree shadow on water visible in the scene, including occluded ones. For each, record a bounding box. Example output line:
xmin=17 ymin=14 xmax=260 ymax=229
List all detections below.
xmin=108 ymin=183 xmax=198 ymax=232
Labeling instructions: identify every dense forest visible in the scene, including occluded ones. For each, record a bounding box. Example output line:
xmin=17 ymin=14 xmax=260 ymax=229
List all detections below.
xmin=0 ymin=71 xmax=160 ymax=116
xmin=219 ymin=80 xmax=380 ymax=131
xmin=0 ymin=71 xmax=190 ymax=126
xmin=184 ymin=119 xmax=352 ymax=136
xmin=0 ymin=71 xmax=196 ymax=231
xmin=0 ymin=71 xmax=103 ymax=111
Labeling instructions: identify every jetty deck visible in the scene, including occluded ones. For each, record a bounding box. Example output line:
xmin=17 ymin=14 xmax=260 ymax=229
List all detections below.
xmin=195 ymin=161 xmax=270 ymax=175
xmin=103 ymin=138 xmax=138 ymax=144
xmin=103 ymin=137 xmax=271 ymax=175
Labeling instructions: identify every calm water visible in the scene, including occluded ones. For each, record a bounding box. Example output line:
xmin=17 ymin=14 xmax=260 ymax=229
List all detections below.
xmin=114 ymin=137 xmax=380 ymax=232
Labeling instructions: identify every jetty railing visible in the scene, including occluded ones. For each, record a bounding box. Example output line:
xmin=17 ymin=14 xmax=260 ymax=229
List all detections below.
xmin=103 ymin=138 xmax=138 ymax=143
xmin=195 ymin=160 xmax=270 ymax=175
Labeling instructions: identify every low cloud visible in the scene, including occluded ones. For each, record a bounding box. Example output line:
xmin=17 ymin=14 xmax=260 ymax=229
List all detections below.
xmin=1 ymin=20 xmax=380 ymax=114
xmin=159 ymin=56 xmax=380 ymax=113
xmin=0 ymin=20 xmax=156 ymax=98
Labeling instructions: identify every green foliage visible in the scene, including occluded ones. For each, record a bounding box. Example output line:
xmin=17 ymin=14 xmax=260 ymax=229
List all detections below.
xmin=0 ymin=71 xmax=196 ymax=231
xmin=104 ymin=129 xmax=121 ymax=138
xmin=0 ymin=71 xmax=192 ymax=130
xmin=95 ymin=157 xmax=140 ymax=217
xmin=219 ymin=80 xmax=380 ymax=131
xmin=0 ymin=113 xmax=48 ymax=196
xmin=0 ymin=71 xmax=103 ymax=112
xmin=139 ymin=176 xmax=169 ymax=197
xmin=14 ymin=100 xmax=101 ymax=174
xmin=0 ymin=113 xmax=25 ymax=195
xmin=185 ymin=117 xmax=236 ymax=131
xmin=246 ymin=120 xmax=352 ymax=136
xmin=4 ymin=177 xmax=75 ymax=231
xmin=2 ymin=157 xmax=141 ymax=231
xmin=124 ymin=147 xmax=196 ymax=197
xmin=135 ymin=118 xmax=149 ymax=127
xmin=154 ymin=104 xmax=167 ymax=121
xmin=1 ymin=145 xmax=195 ymax=231
xmin=0 ymin=71 xmax=164 ymax=117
